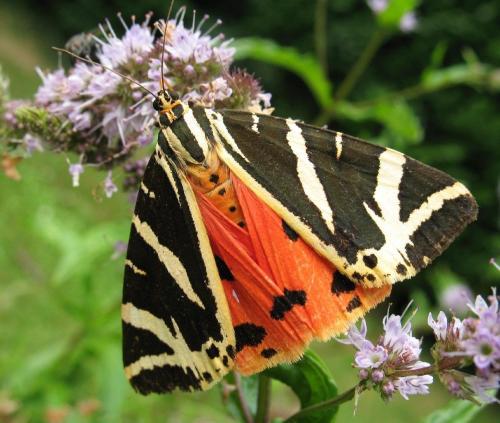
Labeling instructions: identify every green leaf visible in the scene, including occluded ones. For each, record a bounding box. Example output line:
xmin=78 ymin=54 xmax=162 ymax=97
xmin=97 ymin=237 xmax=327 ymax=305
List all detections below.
xmin=233 ymin=38 xmax=333 ymax=110
xmin=335 ymin=99 xmax=423 ymax=149
xmin=377 ymin=0 xmax=419 ymax=28
xmin=265 ymin=350 xmax=338 ymax=423
xmin=422 ymin=399 xmax=484 ymax=423
xmin=372 ymin=99 xmax=423 ymax=147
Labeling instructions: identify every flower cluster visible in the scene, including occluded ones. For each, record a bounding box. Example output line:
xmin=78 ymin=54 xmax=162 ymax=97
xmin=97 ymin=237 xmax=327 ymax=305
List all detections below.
xmin=338 ymin=288 xmax=499 ymax=405
xmin=429 ymin=288 xmax=499 ymax=404
xmin=0 ymin=8 xmax=271 ymax=196
xmin=337 ymin=308 xmax=433 ymax=400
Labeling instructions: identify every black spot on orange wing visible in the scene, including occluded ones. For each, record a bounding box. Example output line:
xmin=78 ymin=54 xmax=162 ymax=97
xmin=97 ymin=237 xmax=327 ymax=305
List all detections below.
xmin=270 ymin=289 xmax=307 ymax=320
xmin=215 ymin=256 xmax=234 ymax=282
xmin=229 ymin=205 xmax=237 ymax=212
xmin=346 ymin=296 xmax=362 ymax=312
xmin=238 ymin=221 xmax=245 ymax=228
xmin=218 ymin=188 xmax=226 ymax=196
xmin=209 ymin=173 xmax=219 ymax=183
xmin=261 ymin=348 xmax=277 ymax=358
xmin=331 ymin=272 xmax=356 ymax=295
xmin=282 ymin=220 xmax=299 ymax=241
xmin=235 ymin=323 xmax=267 ymax=352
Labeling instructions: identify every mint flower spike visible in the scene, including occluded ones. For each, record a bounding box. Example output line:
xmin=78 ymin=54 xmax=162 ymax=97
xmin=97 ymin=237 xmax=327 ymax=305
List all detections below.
xmin=19 ymin=9 xmax=271 ymax=192
xmin=337 ymin=307 xmax=432 ymax=401
xmin=428 ymin=288 xmax=499 ymax=404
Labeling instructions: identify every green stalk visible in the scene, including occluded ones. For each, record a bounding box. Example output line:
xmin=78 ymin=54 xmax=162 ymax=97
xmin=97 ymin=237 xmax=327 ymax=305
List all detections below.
xmin=334 ymin=28 xmax=387 ymax=102
xmin=283 ymin=385 xmax=361 ymax=423
xmin=314 ymin=0 xmax=329 ymax=75
xmin=255 ymin=374 xmax=272 ymax=423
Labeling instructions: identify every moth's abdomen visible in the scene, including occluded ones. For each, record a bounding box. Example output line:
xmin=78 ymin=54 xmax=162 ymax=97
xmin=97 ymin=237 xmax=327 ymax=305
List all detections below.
xmin=187 ymin=150 xmax=246 ymax=228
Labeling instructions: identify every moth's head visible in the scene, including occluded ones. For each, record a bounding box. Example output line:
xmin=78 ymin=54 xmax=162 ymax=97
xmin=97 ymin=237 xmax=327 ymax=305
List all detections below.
xmin=153 ymin=90 xmax=186 ymax=126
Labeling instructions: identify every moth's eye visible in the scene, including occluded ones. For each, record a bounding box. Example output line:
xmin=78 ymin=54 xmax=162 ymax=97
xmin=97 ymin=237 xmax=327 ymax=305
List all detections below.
xmin=170 ymin=93 xmax=179 ymax=101
xmin=152 ymin=98 xmax=162 ymax=111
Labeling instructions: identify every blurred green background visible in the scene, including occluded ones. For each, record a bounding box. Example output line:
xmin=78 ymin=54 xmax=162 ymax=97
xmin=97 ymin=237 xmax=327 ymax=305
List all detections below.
xmin=0 ymin=0 xmax=498 ymax=422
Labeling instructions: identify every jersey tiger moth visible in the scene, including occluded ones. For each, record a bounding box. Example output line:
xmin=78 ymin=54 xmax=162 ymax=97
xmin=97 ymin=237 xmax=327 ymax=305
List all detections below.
xmin=122 ymin=88 xmax=477 ymax=394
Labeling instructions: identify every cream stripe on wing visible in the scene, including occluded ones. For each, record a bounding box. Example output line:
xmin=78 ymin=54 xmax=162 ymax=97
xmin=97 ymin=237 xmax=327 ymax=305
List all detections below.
xmin=154 ymin=148 xmax=181 ymax=204
xmin=132 ymin=214 xmax=205 ymax=309
xmin=206 ymin=110 xmax=250 ymax=162
xmin=183 ymin=108 xmax=210 ymax=156
xmin=251 ymin=114 xmax=259 ymax=133
xmin=122 ymin=303 xmax=226 ymax=382
xmin=335 ymin=132 xmax=343 ymax=160
xmin=286 ymin=118 xmax=335 ymax=234
xmin=406 ymin=181 xmax=471 ymax=233
xmin=373 ymin=149 xmax=406 ymax=222
xmin=125 ymin=259 xmax=147 ymax=276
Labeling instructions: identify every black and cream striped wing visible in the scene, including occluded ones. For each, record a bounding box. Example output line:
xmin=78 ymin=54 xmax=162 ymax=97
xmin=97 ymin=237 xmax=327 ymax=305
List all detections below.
xmin=122 ymin=144 xmax=235 ymax=394
xmin=206 ymin=109 xmax=477 ymax=287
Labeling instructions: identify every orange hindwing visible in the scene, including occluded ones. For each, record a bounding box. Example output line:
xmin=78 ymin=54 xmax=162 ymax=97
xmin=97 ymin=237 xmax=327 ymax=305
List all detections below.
xmin=193 ymin=172 xmax=391 ymax=374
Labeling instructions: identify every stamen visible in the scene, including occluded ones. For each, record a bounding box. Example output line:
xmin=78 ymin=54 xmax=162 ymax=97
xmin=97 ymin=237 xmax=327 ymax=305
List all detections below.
xmin=105 ymin=18 xmax=117 ymax=38
xmin=175 ymin=5 xmax=186 ymax=24
xmin=204 ymin=19 xmax=222 ymax=36
xmin=117 ymin=12 xmax=129 ymax=31
xmin=191 ymin=10 xmax=196 ymax=31
xmin=196 ymin=14 xmax=209 ymax=32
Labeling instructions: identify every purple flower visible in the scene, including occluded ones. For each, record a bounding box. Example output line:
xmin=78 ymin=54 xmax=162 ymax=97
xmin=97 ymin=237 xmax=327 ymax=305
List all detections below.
xmin=394 ymin=374 xmax=433 ymax=400
xmin=428 ymin=311 xmax=448 ymax=341
xmin=338 ymin=309 xmax=432 ymax=401
xmin=68 ymin=162 xmax=84 ymax=187
xmin=112 ymin=240 xmax=127 ymax=260
xmin=464 ymin=373 xmax=500 ymax=404
xmin=382 ymin=380 xmax=395 ymax=396
xmin=462 ymin=331 xmax=499 ymax=370
xmin=359 ymin=369 xmax=369 ymax=380
xmin=336 ymin=318 xmax=368 ymax=349
xmin=371 ymin=369 xmax=385 ymax=382
xmin=399 ymin=12 xmax=418 ymax=33
xmin=355 ymin=344 xmax=388 ymax=369
xmin=440 ymin=283 xmax=473 ymax=315
xmin=23 ymin=134 xmax=43 ymax=155
xmin=366 ymin=0 xmax=388 ymax=14
xmin=96 ymin=17 xmax=154 ymax=68
xmin=104 ymin=171 xmax=118 ymax=198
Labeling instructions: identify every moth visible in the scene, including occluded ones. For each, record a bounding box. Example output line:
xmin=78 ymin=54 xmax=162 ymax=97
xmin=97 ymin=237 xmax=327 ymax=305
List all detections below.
xmin=122 ymin=86 xmax=478 ymax=393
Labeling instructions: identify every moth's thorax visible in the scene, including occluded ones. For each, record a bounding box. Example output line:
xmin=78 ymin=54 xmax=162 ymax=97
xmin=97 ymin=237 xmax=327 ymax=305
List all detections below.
xmin=157 ymin=100 xmax=212 ymax=165
xmin=187 ymin=150 xmax=246 ymax=227
xmin=157 ymin=100 xmax=187 ymax=126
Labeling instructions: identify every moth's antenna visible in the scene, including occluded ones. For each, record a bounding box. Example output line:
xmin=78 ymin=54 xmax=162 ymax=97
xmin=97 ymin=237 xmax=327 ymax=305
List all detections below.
xmin=160 ymin=0 xmax=175 ymax=92
xmin=53 ymin=47 xmax=157 ymax=98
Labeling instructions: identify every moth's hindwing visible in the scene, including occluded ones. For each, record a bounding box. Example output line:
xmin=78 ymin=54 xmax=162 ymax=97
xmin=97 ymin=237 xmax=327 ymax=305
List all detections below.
xmin=122 ymin=145 xmax=235 ymax=394
xmin=207 ymin=109 xmax=478 ymax=287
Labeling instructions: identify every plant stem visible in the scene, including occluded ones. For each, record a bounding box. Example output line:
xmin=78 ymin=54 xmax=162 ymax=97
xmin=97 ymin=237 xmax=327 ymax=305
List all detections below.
xmin=234 ymin=372 xmax=254 ymax=423
xmin=255 ymin=374 xmax=272 ymax=423
xmin=282 ymin=355 xmax=466 ymax=422
xmin=334 ymin=27 xmax=386 ymax=103
xmin=283 ymin=384 xmax=361 ymax=423
xmin=314 ymin=0 xmax=328 ymax=75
